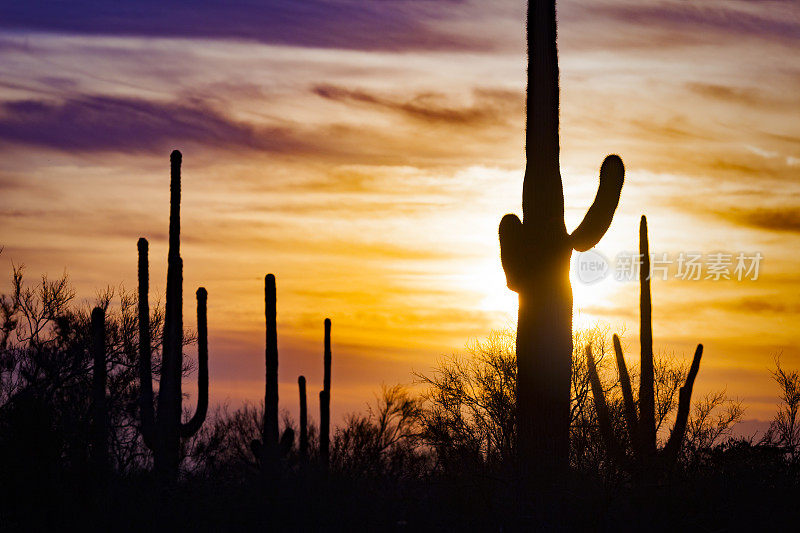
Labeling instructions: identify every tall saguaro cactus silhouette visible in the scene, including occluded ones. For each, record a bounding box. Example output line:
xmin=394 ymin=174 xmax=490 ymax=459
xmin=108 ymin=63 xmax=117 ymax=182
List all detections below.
xmin=499 ymin=1 xmax=625 ymax=475
xmin=586 ymin=216 xmax=703 ymax=475
xmin=138 ymin=150 xmax=209 ymax=480
xmin=261 ymin=273 xmax=280 ymax=469
xmin=253 ymin=274 xmax=304 ymax=470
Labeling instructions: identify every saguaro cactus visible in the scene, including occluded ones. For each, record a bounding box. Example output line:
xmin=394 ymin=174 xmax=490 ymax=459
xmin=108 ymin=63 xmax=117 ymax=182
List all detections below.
xmin=499 ymin=0 xmax=625 ymax=475
xmin=90 ymin=307 xmax=108 ymax=471
xmin=252 ymin=275 xmax=303 ymax=468
xmin=138 ymin=150 xmax=209 ymax=480
xmin=319 ymin=318 xmax=332 ymax=467
xmin=261 ymin=273 xmax=280 ymax=468
xmin=298 ymin=375 xmax=308 ymax=461
xmin=586 ymin=216 xmax=703 ymax=475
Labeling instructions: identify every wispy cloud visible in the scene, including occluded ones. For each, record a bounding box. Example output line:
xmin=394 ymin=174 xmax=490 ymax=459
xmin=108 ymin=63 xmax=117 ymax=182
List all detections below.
xmin=586 ymin=0 xmax=800 ymax=44
xmin=0 ymin=86 xmax=525 ymax=168
xmin=312 ymin=85 xmax=519 ymax=127
xmin=0 ymin=0 xmax=500 ymax=52
xmin=686 ymin=83 xmax=775 ymax=109
xmin=712 ymin=206 xmax=800 ymax=234
xmin=0 ymin=95 xmax=305 ymax=153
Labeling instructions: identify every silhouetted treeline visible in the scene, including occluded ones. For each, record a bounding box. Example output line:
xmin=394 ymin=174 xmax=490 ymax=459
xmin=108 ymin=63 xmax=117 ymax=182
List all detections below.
xmin=2 ymin=260 xmax=800 ymax=529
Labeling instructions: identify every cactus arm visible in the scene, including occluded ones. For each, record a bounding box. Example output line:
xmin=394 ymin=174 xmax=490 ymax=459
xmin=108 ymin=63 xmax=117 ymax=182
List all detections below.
xmin=137 ymin=238 xmax=157 ymax=449
xmin=569 ymin=155 xmax=625 ymax=252
xmin=91 ymin=306 xmax=108 ymax=469
xmin=499 ymin=213 xmax=525 ymax=291
xmin=612 ymin=333 xmax=639 ymax=445
xmin=180 ymin=288 xmax=209 ymax=438
xmin=663 ymin=343 xmax=703 ymax=464
xmin=637 ymin=215 xmax=657 ymax=455
xmin=523 ymin=0 xmax=562 ymax=221
xmin=586 ymin=346 xmax=627 ymax=467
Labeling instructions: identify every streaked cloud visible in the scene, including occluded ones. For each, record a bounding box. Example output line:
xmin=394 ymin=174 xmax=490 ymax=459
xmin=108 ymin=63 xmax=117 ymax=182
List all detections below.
xmin=312 ymin=85 xmax=519 ymax=127
xmin=0 ymin=95 xmax=294 ymax=152
xmin=587 ymin=0 xmax=800 ymax=44
xmin=712 ymin=206 xmax=800 ymax=234
xmin=0 ymin=0 xmax=508 ymax=52
xmin=0 ymin=0 xmax=799 ymax=423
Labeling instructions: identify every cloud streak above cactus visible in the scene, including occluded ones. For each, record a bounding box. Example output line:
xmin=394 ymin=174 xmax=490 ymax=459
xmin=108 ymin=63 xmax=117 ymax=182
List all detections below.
xmin=0 ymin=0 xmax=512 ymax=52
xmin=0 ymin=96 xmax=294 ymax=153
xmin=0 ymin=0 xmax=799 ymax=424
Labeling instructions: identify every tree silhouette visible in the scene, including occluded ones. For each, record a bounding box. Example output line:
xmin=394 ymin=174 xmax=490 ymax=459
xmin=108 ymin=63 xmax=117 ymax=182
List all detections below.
xmin=330 ymin=384 xmax=425 ymax=479
xmin=0 ymin=267 xmax=175 ymax=473
xmin=90 ymin=307 xmax=108 ymax=473
xmin=765 ymin=356 xmax=800 ymax=461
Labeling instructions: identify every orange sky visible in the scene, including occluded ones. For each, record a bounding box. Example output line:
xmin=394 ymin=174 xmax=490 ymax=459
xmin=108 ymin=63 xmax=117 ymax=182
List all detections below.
xmin=1 ymin=1 xmax=799 ymax=426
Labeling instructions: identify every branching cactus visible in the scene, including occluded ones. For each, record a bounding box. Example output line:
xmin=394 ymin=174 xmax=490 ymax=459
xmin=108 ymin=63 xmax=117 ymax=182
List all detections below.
xmin=499 ymin=0 xmax=624 ymax=475
xmin=586 ymin=216 xmax=703 ymax=476
xmin=319 ymin=318 xmax=332 ymax=468
xmin=90 ymin=306 xmax=108 ymax=471
xmin=138 ymin=150 xmax=209 ymax=480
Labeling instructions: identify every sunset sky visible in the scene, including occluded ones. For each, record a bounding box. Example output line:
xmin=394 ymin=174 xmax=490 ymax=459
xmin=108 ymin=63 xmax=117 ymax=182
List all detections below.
xmin=1 ymin=0 xmax=798 ymax=428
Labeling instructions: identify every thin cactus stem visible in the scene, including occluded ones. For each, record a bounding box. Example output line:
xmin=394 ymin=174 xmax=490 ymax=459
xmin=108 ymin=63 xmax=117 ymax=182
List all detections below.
xmin=319 ymin=390 xmax=329 ymax=467
xmin=638 ymin=215 xmax=657 ymax=457
xmin=323 ymin=318 xmax=331 ymax=398
xmin=90 ymin=306 xmax=108 ymax=470
xmin=663 ymin=343 xmax=703 ymax=462
xmin=586 ymin=346 xmax=628 ymax=468
xmin=298 ymin=375 xmax=308 ymax=461
xmin=263 ymin=274 xmax=279 ymax=466
xmin=613 ymin=334 xmax=638 ymax=446
xmin=137 ymin=238 xmax=156 ymax=450
xmin=320 ymin=318 xmax=331 ymax=467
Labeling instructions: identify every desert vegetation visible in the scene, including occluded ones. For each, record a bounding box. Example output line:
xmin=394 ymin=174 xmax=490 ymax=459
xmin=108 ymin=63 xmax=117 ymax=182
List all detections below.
xmin=3 ymin=250 xmax=796 ymax=530
xmin=1 ymin=0 xmax=798 ymax=530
